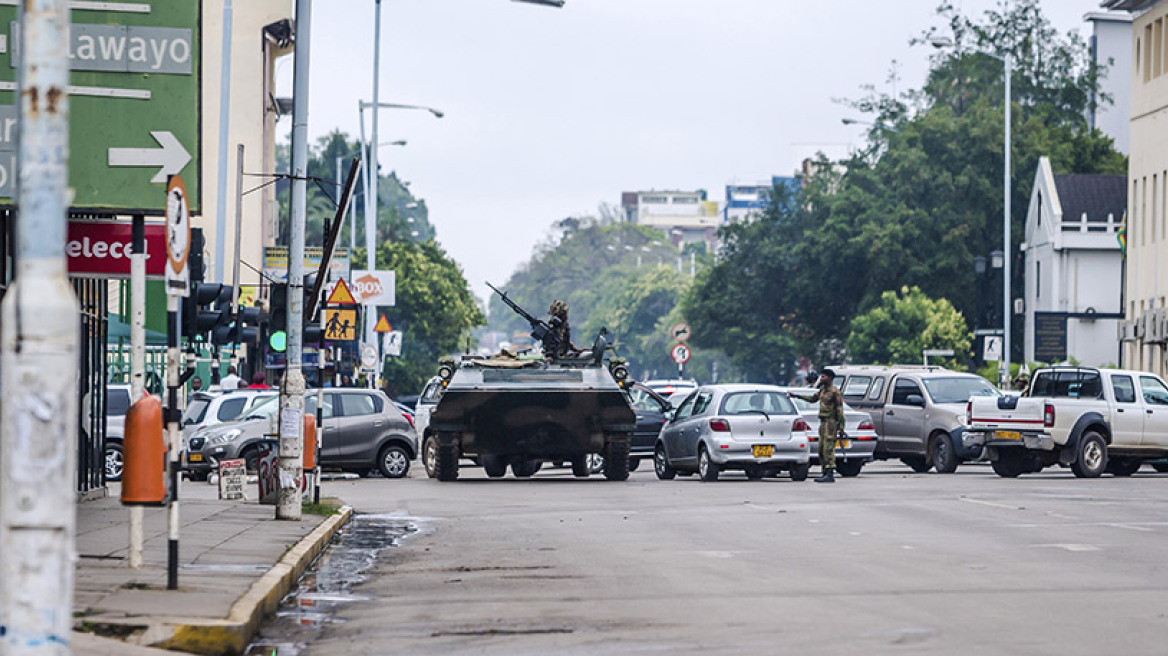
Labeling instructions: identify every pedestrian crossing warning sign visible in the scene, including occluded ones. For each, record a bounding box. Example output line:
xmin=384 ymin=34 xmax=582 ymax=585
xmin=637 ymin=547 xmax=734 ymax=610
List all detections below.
xmin=326 ymin=278 xmax=357 ymax=305
xmin=373 ymin=314 xmax=392 ymax=333
xmin=324 ymin=308 xmax=359 ymax=341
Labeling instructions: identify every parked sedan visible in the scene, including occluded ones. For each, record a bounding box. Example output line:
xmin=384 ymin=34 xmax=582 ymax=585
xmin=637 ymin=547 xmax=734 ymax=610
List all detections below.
xmin=778 ymin=387 xmax=879 ymax=477
xmin=654 ymin=385 xmax=812 ymax=481
xmin=187 ymin=389 xmax=417 ymax=479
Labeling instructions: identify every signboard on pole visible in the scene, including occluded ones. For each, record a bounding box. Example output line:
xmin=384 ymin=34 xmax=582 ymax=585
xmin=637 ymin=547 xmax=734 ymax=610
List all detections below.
xmin=0 ymin=3 xmax=202 ymax=211
xmin=325 ymin=277 xmax=357 ymax=305
xmin=164 ymin=175 xmax=189 ymax=296
xmin=383 ymin=330 xmax=402 ymax=357
xmin=670 ymin=322 xmax=691 ymax=342
xmin=360 ymin=343 xmax=379 ymax=370
xmin=323 ymin=308 xmax=359 ymax=341
xmin=217 ymin=459 xmax=246 ymax=501
xmin=350 ymin=269 xmax=396 ymax=306
xmin=373 ymin=314 xmax=392 ymax=333
xmin=671 ymin=343 xmax=691 ymax=365
xmin=263 ymin=246 xmax=350 ymax=283
xmin=67 ymin=219 xmax=168 ymax=278
xmin=983 ymin=335 xmax=1003 ymax=361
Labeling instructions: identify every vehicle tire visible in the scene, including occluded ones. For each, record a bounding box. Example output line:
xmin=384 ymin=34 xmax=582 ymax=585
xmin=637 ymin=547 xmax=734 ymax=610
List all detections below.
xmin=836 ymin=459 xmax=864 ymax=477
xmin=901 ymin=456 xmax=930 ymax=473
xmin=1071 ymin=431 xmax=1108 ymax=478
xmin=511 ymin=459 xmax=540 ymax=478
xmin=1106 ymin=457 xmax=1141 ymax=477
xmin=345 ymin=468 xmax=371 ymax=478
xmin=1154 ymin=462 xmax=1168 ymax=473
xmin=628 ymin=458 xmax=641 ymax=472
xmin=789 ymin=462 xmax=811 ymax=482
xmin=698 ymin=446 xmax=720 ymax=482
xmin=240 ymin=446 xmax=260 ymax=474
xmin=105 ymin=442 xmax=124 ymax=482
xmin=571 ymin=456 xmax=590 ymax=478
xmin=930 ymin=433 xmax=959 ymax=474
xmin=587 ymin=452 xmax=605 ymax=474
xmin=188 ymin=470 xmax=208 ymax=482
xmin=422 ymin=436 xmax=437 ymax=479
xmin=483 ymin=455 xmax=508 ymax=478
xmin=653 ymin=444 xmax=676 ymax=480
xmin=991 ymin=452 xmax=1026 ymax=478
xmin=377 ymin=444 xmax=411 ymax=479
xmin=745 ymin=467 xmax=765 ymax=480
xmin=603 ymin=440 xmax=630 ymax=481
xmin=435 ymin=443 xmax=459 ymax=481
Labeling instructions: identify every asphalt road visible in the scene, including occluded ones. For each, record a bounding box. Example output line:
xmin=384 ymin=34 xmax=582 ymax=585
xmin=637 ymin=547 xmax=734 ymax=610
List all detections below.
xmin=297 ymin=461 xmax=1168 ymax=655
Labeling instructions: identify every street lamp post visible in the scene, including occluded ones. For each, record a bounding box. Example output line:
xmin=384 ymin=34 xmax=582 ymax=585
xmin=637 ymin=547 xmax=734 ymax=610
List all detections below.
xmin=931 ymin=36 xmax=1012 ymax=385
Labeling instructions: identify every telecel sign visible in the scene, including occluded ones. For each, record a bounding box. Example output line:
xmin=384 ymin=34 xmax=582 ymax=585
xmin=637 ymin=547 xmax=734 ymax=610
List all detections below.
xmin=0 ymin=2 xmax=200 ymax=211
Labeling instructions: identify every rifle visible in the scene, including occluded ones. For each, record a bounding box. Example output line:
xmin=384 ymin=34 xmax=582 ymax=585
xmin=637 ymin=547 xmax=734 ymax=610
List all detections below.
xmin=487 ymin=282 xmax=563 ymax=355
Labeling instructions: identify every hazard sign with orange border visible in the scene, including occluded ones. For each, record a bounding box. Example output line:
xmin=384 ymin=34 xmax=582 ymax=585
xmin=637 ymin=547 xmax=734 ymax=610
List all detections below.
xmin=373 ymin=314 xmax=393 ymax=333
xmin=326 ymin=278 xmax=357 ymax=305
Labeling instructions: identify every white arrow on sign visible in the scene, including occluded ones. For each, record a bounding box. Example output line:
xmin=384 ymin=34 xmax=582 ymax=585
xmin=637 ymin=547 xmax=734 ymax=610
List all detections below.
xmin=108 ymin=130 xmax=192 ymax=183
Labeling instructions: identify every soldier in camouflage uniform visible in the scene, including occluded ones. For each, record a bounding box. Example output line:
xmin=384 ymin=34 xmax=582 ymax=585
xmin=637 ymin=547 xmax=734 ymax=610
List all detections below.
xmin=547 ymin=300 xmax=577 ymax=358
xmin=791 ymin=368 xmax=845 ymax=483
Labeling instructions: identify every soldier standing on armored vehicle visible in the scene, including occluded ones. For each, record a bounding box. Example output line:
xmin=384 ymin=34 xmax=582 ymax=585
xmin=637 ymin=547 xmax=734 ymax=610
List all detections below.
xmin=547 ymin=300 xmax=578 ymax=358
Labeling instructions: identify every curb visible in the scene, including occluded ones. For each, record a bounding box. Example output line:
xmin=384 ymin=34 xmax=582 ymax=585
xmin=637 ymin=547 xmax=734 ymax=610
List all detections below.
xmin=94 ymin=505 xmax=353 ymax=656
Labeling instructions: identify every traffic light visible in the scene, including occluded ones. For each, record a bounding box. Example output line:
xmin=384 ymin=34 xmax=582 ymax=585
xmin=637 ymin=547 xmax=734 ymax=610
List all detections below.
xmin=238 ymin=305 xmax=262 ymax=346
xmin=268 ymin=282 xmax=288 ymax=353
xmin=210 ymin=285 xmax=236 ymax=345
xmin=189 ymin=229 xmax=205 ymax=283
xmin=182 ymin=283 xmax=228 ymax=344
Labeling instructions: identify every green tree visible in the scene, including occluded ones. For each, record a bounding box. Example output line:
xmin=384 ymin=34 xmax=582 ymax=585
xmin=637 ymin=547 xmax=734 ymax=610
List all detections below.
xmin=846 ymin=286 xmax=971 ymax=366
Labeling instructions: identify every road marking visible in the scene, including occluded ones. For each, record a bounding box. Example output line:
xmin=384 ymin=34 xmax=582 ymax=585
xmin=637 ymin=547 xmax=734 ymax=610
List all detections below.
xmin=1032 ymin=543 xmax=1101 ymax=552
xmin=960 ymin=497 xmax=1022 ymax=510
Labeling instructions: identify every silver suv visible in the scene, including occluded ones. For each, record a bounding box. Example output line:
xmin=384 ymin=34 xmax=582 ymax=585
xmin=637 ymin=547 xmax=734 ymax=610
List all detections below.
xmin=828 ymin=365 xmax=1000 ymax=473
xmin=188 ymin=389 xmax=417 ymax=479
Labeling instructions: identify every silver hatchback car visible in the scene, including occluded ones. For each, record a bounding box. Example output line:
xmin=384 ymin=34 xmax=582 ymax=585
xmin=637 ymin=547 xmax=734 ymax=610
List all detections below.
xmin=654 ymin=385 xmax=812 ymax=481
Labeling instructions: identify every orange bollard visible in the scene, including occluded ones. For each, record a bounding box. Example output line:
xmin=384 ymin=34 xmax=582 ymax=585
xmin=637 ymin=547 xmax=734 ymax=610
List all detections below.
xmin=303 ymin=414 xmax=317 ymax=470
xmin=121 ymin=394 xmax=167 ymax=506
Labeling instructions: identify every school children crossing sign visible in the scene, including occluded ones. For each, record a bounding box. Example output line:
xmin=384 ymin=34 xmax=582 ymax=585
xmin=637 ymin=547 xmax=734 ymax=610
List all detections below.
xmin=324 ymin=308 xmax=358 ymax=341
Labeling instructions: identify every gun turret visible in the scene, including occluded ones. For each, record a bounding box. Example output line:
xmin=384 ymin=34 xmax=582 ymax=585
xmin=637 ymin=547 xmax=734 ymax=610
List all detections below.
xmin=487 ymin=282 xmax=563 ymax=355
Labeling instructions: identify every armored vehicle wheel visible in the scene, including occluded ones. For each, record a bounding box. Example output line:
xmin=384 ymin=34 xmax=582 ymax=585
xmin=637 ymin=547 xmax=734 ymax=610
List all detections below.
xmin=930 ymin=433 xmax=959 ymax=474
xmin=571 ymin=456 xmax=590 ymax=477
xmin=435 ymin=443 xmax=459 ymax=481
xmin=836 ymin=459 xmax=864 ymax=477
xmin=603 ymin=439 xmax=630 ymax=481
xmin=1071 ymin=431 xmax=1108 ymax=478
xmin=422 ymin=437 xmax=437 ymax=478
xmin=511 ymin=459 xmax=540 ymax=478
xmin=1106 ymin=458 xmax=1141 ymax=477
xmin=698 ymin=446 xmax=719 ymax=482
xmin=991 ymin=450 xmax=1026 ymax=478
xmin=745 ymin=467 xmax=765 ymax=480
xmin=482 ymin=455 xmax=508 ymax=478
xmin=789 ymin=462 xmax=810 ymax=482
xmin=1155 ymin=462 xmax=1168 ymax=473
xmin=653 ymin=444 xmax=676 ymax=480
xmin=628 ymin=458 xmax=641 ymax=472
xmin=901 ymin=456 xmax=931 ymax=473
xmin=586 ymin=453 xmax=605 ymax=474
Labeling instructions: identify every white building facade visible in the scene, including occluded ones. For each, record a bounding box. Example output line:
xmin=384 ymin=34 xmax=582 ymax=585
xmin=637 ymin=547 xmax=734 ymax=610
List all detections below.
xmin=621 ymin=190 xmax=721 ymax=251
xmin=1023 ymin=157 xmax=1126 ymax=367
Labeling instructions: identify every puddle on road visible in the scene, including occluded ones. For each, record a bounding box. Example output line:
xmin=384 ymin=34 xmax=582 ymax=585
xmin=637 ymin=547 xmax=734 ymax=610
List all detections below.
xmin=245 ymin=513 xmax=423 ymax=656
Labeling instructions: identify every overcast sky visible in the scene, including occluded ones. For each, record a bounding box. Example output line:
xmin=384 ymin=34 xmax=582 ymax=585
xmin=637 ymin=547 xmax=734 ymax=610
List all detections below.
xmin=280 ymin=0 xmax=1103 ymax=304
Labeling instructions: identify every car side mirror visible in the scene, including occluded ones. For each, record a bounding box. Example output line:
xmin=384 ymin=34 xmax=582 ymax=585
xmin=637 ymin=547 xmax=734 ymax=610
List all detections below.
xmin=905 ymin=394 xmax=925 ymax=407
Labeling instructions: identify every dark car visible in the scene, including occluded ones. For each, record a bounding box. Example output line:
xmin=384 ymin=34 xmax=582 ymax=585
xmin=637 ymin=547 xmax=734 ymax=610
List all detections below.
xmin=584 ymin=383 xmax=672 ymax=473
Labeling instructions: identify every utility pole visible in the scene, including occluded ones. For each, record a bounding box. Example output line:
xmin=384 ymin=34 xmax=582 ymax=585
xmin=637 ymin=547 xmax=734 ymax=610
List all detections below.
xmin=0 ymin=0 xmax=79 ymax=653
xmin=366 ymin=0 xmax=382 ymax=349
xmin=279 ymin=0 xmax=313 ymax=521
xmin=213 ymin=0 xmax=234 ymax=285
xmin=128 ymin=215 xmax=146 ymax=569
xmin=231 ymin=144 xmax=244 ymax=370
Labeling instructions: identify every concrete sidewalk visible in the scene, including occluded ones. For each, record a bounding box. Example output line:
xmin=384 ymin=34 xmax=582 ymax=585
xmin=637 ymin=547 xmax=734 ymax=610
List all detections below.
xmin=72 ymin=490 xmax=351 ymax=655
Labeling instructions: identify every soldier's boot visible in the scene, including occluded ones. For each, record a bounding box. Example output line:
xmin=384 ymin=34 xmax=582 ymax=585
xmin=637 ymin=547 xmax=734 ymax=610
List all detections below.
xmin=814 ymin=466 xmax=835 ymax=483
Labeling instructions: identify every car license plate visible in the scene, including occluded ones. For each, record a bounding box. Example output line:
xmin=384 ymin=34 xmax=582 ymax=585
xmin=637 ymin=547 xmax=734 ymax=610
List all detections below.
xmin=752 ymin=445 xmax=773 ymax=458
xmin=837 ymin=439 xmax=850 ymax=449
xmin=189 ymin=453 xmax=204 ymax=462
xmin=994 ymin=430 xmax=1021 ymax=441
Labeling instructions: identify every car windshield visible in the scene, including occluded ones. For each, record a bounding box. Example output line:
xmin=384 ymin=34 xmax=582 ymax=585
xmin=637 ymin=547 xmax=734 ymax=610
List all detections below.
xmin=719 ymin=391 xmax=796 ymax=416
xmin=922 ymin=377 xmax=1000 ymax=404
xmin=628 ymin=388 xmax=667 ymax=412
xmin=107 ymin=388 xmax=131 ymax=416
xmin=243 ymin=395 xmax=317 ymax=420
xmin=183 ymin=397 xmax=210 ymax=425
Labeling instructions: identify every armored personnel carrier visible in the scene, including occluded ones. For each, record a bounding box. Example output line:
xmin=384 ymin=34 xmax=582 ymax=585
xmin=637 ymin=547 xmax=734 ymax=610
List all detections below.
xmin=426 ymin=286 xmax=636 ymax=481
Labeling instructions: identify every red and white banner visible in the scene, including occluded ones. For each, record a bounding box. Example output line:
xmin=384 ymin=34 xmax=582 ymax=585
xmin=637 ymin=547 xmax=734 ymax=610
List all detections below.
xmin=67 ymin=219 xmax=167 ymax=279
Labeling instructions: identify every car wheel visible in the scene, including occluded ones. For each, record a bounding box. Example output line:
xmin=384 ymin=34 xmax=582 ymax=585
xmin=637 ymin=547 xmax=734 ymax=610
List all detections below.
xmin=789 ymin=462 xmax=811 ymax=482
xmin=991 ymin=450 xmax=1027 ymax=478
xmin=628 ymin=458 xmax=641 ymax=472
xmin=653 ymin=444 xmax=676 ymax=480
xmin=377 ymin=444 xmax=410 ymax=479
xmin=1154 ymin=462 xmax=1168 ymax=473
xmin=901 ymin=456 xmax=930 ymax=473
xmin=587 ymin=452 xmax=605 ymax=474
xmin=105 ymin=442 xmax=124 ymax=482
xmin=930 ymin=433 xmax=959 ymax=474
xmin=836 ymin=459 xmax=864 ymax=477
xmin=745 ymin=467 xmax=765 ymax=480
xmin=1071 ymin=431 xmax=1108 ymax=478
xmin=435 ymin=442 xmax=459 ymax=482
xmin=603 ymin=439 xmax=630 ymax=481
xmin=698 ymin=446 xmax=719 ymax=482
xmin=570 ymin=456 xmax=590 ymax=478
xmin=483 ymin=455 xmax=508 ymax=478
xmin=422 ymin=436 xmax=438 ymax=479
xmin=240 ymin=446 xmax=260 ymax=474
xmin=511 ymin=459 xmax=540 ymax=478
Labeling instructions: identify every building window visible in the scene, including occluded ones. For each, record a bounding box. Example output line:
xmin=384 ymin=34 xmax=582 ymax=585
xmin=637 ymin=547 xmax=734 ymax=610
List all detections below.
xmin=1036 ymin=261 xmax=1041 ymax=299
xmin=1156 ymin=19 xmax=1164 ymax=80
xmin=642 ymin=195 xmax=667 ymax=204
xmin=1037 ymin=191 xmax=1042 ymax=226
xmin=1146 ymin=25 xmax=1154 ymax=82
xmin=672 ymin=196 xmax=698 ymax=204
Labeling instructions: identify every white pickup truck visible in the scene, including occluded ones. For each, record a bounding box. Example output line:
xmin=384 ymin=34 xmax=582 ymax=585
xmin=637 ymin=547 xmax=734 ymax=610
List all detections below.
xmin=965 ymin=367 xmax=1168 ymax=478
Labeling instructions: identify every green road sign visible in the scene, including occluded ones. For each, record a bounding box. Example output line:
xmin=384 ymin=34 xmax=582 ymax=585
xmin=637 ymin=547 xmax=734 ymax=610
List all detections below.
xmin=0 ymin=2 xmax=201 ymax=213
